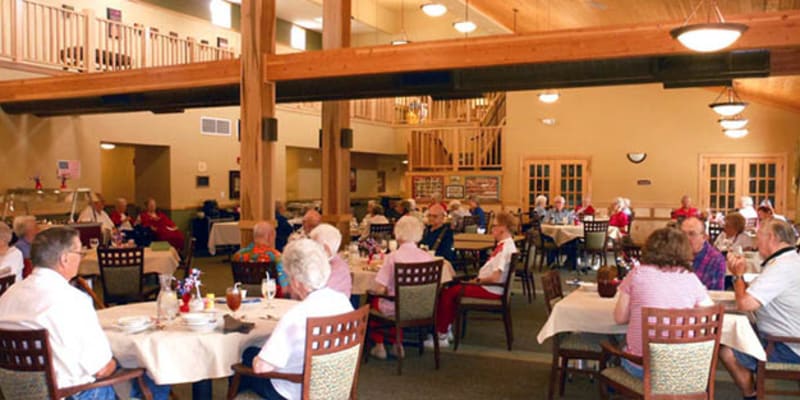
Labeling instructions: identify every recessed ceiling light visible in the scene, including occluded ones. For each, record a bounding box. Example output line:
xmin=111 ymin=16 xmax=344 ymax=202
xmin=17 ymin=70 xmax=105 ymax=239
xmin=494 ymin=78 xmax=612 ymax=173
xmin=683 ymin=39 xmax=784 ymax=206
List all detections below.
xmin=402 ymin=159 xmax=409 ymax=165
xmin=540 ymin=118 xmax=557 ymax=126
xmin=100 ymin=143 xmax=116 ymax=150
xmin=538 ymin=92 xmax=560 ymax=104
xmin=421 ymin=3 xmax=447 ymax=17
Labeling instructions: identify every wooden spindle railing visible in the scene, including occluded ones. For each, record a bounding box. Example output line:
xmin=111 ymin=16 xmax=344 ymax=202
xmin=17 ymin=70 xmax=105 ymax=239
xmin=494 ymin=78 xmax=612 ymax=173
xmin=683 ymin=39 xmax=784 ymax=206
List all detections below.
xmin=408 ymin=126 xmax=503 ymax=171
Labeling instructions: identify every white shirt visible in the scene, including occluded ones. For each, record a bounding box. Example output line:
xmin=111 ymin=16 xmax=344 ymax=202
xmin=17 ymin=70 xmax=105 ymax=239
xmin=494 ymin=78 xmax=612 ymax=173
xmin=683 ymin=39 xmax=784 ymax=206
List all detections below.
xmin=78 ymin=206 xmax=115 ymax=232
xmin=0 ymin=268 xmax=112 ymax=388
xmin=0 ymin=246 xmax=24 ymax=283
xmin=257 ymin=288 xmax=353 ymax=400
xmin=739 ymin=206 xmax=758 ymax=220
xmin=747 ymin=248 xmax=800 ymax=356
xmin=478 ymin=237 xmax=517 ymax=296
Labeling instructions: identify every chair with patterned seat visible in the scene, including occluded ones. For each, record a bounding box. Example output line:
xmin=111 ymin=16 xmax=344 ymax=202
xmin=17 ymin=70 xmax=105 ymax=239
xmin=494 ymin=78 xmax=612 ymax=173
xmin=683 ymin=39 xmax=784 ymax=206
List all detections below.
xmin=541 ymin=270 xmax=606 ymax=400
xmin=0 ymin=274 xmax=15 ymax=297
xmin=0 ymin=328 xmax=152 ymax=400
xmin=515 ymin=231 xmax=536 ymax=303
xmin=365 ymin=259 xmax=444 ymax=375
xmin=756 ymin=334 xmax=800 ymax=399
xmin=97 ymin=246 xmax=158 ymax=305
xmin=227 ymin=305 xmax=369 ymax=400
xmin=598 ymin=304 xmax=725 ymax=400
xmin=581 ymin=220 xmax=609 ymax=268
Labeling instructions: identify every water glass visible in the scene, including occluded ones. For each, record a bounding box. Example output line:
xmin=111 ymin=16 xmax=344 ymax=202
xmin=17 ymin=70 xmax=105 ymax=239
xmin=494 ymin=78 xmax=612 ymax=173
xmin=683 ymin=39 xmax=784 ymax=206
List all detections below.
xmin=89 ymin=238 xmax=100 ymax=249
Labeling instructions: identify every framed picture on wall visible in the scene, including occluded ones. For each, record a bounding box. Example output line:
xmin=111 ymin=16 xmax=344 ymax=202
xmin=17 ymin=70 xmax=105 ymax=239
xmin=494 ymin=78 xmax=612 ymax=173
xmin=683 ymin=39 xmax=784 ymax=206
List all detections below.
xmin=445 ymin=185 xmax=464 ymax=199
xmin=350 ymin=168 xmax=357 ymax=192
xmin=106 ymin=8 xmax=122 ymax=39
xmin=229 ymin=170 xmax=240 ymax=200
xmin=377 ymin=171 xmax=386 ymax=193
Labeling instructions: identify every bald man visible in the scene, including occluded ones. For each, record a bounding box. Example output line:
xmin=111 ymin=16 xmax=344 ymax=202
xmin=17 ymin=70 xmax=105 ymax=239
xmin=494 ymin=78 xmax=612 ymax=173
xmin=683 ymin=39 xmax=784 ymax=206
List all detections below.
xmin=420 ymin=204 xmax=455 ymax=262
xmin=289 ymin=210 xmax=322 ymax=243
xmin=233 ymin=221 xmax=289 ymax=296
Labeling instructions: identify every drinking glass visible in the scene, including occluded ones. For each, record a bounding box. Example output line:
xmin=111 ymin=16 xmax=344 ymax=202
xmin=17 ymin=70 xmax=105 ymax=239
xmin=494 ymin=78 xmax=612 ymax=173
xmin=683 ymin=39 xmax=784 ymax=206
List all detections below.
xmin=226 ymin=287 xmax=242 ymax=316
xmin=89 ymin=238 xmax=100 ymax=249
xmin=264 ymin=279 xmax=277 ymax=309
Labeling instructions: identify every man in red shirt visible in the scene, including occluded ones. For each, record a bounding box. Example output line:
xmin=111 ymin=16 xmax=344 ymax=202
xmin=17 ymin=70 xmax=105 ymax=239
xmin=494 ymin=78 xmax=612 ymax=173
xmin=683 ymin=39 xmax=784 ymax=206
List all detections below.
xmin=671 ymin=195 xmax=700 ymax=220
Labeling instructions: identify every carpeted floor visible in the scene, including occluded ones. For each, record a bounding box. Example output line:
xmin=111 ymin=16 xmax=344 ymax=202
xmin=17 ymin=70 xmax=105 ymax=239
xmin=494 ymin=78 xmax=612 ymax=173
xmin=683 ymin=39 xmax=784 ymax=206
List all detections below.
xmin=164 ymin=254 xmax=774 ymax=399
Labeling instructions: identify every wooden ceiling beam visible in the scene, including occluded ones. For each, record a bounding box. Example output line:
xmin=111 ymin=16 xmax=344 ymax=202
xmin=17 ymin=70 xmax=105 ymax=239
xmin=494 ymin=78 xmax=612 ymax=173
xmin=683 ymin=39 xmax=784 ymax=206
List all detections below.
xmin=264 ymin=10 xmax=800 ymax=81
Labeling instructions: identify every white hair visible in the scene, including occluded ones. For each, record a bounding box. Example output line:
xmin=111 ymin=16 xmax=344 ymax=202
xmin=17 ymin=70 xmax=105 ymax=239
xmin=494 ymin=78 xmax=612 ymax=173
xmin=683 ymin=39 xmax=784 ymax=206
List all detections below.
xmin=0 ymin=222 xmax=12 ymax=244
xmin=535 ymin=195 xmax=548 ymax=208
xmin=740 ymin=196 xmax=754 ymax=207
xmin=449 ymin=200 xmax=462 ymax=210
xmin=309 ymin=223 xmax=342 ymax=258
xmin=394 ymin=216 xmax=424 ymax=243
xmin=12 ymin=216 xmax=35 ymax=237
xmin=282 ymin=239 xmax=331 ymax=290
xmin=406 ymin=198 xmax=417 ymax=211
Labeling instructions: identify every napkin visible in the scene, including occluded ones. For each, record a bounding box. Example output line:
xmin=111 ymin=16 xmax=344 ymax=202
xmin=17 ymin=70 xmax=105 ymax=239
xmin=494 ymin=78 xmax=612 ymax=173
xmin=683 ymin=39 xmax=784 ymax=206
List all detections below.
xmin=223 ymin=314 xmax=255 ymax=334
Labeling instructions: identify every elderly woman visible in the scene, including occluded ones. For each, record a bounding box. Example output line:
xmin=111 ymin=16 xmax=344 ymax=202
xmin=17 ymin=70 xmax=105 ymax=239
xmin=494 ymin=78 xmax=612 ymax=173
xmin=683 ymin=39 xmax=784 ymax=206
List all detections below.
xmin=138 ymin=198 xmax=185 ymax=250
xmin=0 ymin=222 xmax=24 ymax=282
xmin=530 ymin=195 xmax=548 ymax=221
xmin=12 ymin=216 xmax=37 ymax=259
xmin=238 ymin=239 xmax=353 ymax=400
xmin=714 ymin=213 xmax=753 ymax=252
xmin=429 ymin=211 xmax=517 ymax=347
xmin=609 ymin=197 xmax=630 ymax=234
xmin=369 ymin=216 xmax=434 ymax=359
xmin=360 ymin=205 xmax=390 ymax=239
xmin=614 ymin=227 xmax=712 ymax=379
xmin=309 ymin=224 xmax=352 ymax=297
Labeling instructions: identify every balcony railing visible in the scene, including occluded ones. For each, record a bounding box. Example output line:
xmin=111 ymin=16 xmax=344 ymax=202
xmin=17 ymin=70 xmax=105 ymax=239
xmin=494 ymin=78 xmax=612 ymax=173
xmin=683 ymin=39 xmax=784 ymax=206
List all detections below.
xmin=0 ymin=0 xmax=236 ymax=73
xmin=408 ymin=126 xmax=503 ymax=171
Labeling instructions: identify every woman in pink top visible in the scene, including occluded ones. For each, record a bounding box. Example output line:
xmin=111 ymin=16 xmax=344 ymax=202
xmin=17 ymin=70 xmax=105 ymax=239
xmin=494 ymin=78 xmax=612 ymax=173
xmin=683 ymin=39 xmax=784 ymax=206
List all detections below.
xmin=369 ymin=216 xmax=434 ymax=360
xmin=614 ymin=227 xmax=712 ymax=379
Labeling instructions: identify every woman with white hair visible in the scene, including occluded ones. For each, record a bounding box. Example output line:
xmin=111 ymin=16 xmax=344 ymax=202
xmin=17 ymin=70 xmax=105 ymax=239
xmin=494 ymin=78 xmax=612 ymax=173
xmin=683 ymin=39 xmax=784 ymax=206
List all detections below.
xmin=530 ymin=195 xmax=548 ymax=221
xmin=0 ymin=222 xmax=24 ymax=282
xmin=309 ymin=224 xmax=352 ymax=297
xmin=738 ymin=196 xmax=757 ymax=220
xmin=238 ymin=239 xmax=353 ymax=400
xmin=369 ymin=216 xmax=434 ymax=359
xmin=12 ymin=215 xmax=37 ymax=259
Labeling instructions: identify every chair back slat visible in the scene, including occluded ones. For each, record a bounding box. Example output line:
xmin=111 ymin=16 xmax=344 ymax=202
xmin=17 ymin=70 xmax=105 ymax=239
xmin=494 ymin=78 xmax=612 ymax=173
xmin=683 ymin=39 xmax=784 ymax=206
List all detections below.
xmin=0 ymin=275 xmax=16 ymax=297
xmin=707 ymin=224 xmax=723 ymax=245
xmin=180 ymin=237 xmax=196 ymax=278
xmin=0 ymin=328 xmax=57 ymax=399
xmin=395 ymin=260 xmax=443 ymax=322
xmin=303 ymin=305 xmax=369 ymax=400
xmin=501 ymin=254 xmax=519 ymax=303
xmin=369 ymin=223 xmax=393 ymax=240
xmin=97 ymin=247 xmax=145 ymax=304
xmin=541 ymin=270 xmax=563 ymax=315
xmin=641 ymin=305 xmax=725 ymax=398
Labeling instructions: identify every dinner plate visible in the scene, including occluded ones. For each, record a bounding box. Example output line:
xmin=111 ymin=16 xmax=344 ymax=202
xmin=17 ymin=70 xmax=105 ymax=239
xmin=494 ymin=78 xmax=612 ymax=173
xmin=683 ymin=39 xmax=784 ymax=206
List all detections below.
xmin=116 ymin=316 xmax=150 ymax=328
xmin=182 ymin=320 xmax=217 ymax=333
xmin=113 ymin=319 xmax=154 ymax=334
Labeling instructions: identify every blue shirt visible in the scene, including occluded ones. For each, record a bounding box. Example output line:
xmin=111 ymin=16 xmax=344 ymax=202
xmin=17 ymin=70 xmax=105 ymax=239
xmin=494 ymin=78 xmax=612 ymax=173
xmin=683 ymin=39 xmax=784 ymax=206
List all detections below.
xmin=14 ymin=237 xmax=31 ymax=259
xmin=545 ymin=209 xmax=575 ymax=225
xmin=421 ymin=225 xmax=455 ymax=262
xmin=275 ymin=212 xmax=293 ymax=252
xmin=472 ymin=206 xmax=487 ymax=229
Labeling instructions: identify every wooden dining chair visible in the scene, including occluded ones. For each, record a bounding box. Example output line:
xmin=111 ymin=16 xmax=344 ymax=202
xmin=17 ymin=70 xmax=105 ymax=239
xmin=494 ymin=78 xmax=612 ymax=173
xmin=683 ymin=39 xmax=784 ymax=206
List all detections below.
xmin=581 ymin=220 xmax=609 ymax=267
xmin=178 ymin=236 xmax=197 ymax=279
xmin=228 ymin=305 xmax=369 ymax=400
xmin=756 ymin=334 xmax=800 ymax=399
xmin=71 ymin=276 xmax=106 ymax=310
xmin=0 ymin=274 xmax=15 ymax=297
xmin=0 ymin=328 xmax=152 ymax=400
xmin=598 ymin=304 xmax=725 ymax=400
xmin=707 ymin=223 xmax=723 ymax=245
xmin=96 ymin=246 xmax=158 ymax=305
xmin=369 ymin=223 xmax=394 ymax=241
xmin=541 ymin=270 xmax=606 ymax=400
xmin=365 ymin=259 xmax=444 ymax=375
xmin=22 ymin=258 xmax=33 ymax=279
xmin=530 ymin=218 xmax=560 ymax=272
xmin=230 ymin=261 xmax=278 ymax=296
xmin=454 ymin=253 xmax=518 ymax=351
xmin=515 ymin=231 xmax=536 ymax=303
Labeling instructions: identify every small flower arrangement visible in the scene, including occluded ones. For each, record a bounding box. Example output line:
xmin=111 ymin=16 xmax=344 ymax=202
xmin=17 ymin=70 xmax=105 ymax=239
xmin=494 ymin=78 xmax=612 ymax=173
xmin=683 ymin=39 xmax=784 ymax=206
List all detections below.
xmin=177 ymin=268 xmax=203 ymax=312
xmin=357 ymin=237 xmax=381 ymax=257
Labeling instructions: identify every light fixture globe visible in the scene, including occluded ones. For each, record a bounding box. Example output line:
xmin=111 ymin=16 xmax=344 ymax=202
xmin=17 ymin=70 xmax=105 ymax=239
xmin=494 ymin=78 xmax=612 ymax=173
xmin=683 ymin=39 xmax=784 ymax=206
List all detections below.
xmin=670 ymin=23 xmax=748 ymax=52
xmin=723 ymin=128 xmax=748 ymax=139
xmin=538 ymin=92 xmax=560 ymax=104
xmin=719 ymin=117 xmax=748 ymax=130
xmin=453 ymin=20 xmax=476 ymax=33
xmin=421 ymin=3 xmax=447 ymax=17
xmin=390 ymin=38 xmax=410 ymax=45
xmin=709 ymin=101 xmax=747 ymax=117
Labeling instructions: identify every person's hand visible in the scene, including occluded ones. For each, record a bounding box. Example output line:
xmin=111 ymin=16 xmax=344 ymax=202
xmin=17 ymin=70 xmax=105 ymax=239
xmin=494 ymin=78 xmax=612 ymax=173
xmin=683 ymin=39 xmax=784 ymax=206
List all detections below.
xmin=726 ymin=252 xmax=747 ymax=276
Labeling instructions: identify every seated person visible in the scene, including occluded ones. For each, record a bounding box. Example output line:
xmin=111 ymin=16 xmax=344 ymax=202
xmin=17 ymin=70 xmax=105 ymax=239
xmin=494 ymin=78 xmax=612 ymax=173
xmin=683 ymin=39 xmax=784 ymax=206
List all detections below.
xmin=713 ymin=213 xmax=753 ymax=252
xmin=309 ymin=224 xmax=352 ymax=297
xmin=720 ymin=220 xmax=800 ymax=400
xmin=237 ymin=239 xmax=353 ymax=400
xmin=448 ymin=200 xmax=472 ymax=231
xmin=544 ymin=196 xmax=574 ymax=224
xmin=738 ymin=196 xmax=758 ymax=220
xmin=574 ymin=196 xmax=595 ymax=219
xmin=385 ymin=200 xmax=406 ymax=223
xmin=614 ymin=227 xmax=713 ymax=379
xmin=0 ymin=222 xmax=24 ymax=282
xmin=680 ymin=217 xmax=726 ymax=290
xmin=358 ymin=200 xmax=378 ymax=234
xmin=608 ymin=197 xmax=630 ymax=234
xmin=420 ymin=204 xmax=455 ymax=262
xmin=622 ymin=198 xmax=633 ymax=217
xmin=360 ymin=205 xmax=390 ymax=239
xmin=0 ymin=227 xmax=168 ymax=399
xmin=109 ymin=197 xmax=134 ymax=232
xmin=289 ymin=210 xmax=322 ymax=242
xmin=671 ymin=195 xmax=701 ymax=221
xmin=429 ymin=211 xmax=517 ymax=347
xmin=467 ymin=197 xmax=487 ymax=229
xmin=12 ymin=216 xmax=37 ymax=259
xmin=234 ymin=221 xmax=288 ymax=298
xmin=758 ymin=200 xmax=787 ymax=222
xmin=530 ymin=195 xmax=548 ymax=221
xmin=404 ymin=199 xmax=424 ymax=222
xmin=274 ymin=201 xmax=293 ymax=252
xmin=369 ymin=216 xmax=433 ymax=359
xmin=77 ymin=194 xmax=115 ymax=236
xmin=138 ymin=198 xmax=185 ymax=250
xmin=430 ymin=193 xmax=448 ymax=213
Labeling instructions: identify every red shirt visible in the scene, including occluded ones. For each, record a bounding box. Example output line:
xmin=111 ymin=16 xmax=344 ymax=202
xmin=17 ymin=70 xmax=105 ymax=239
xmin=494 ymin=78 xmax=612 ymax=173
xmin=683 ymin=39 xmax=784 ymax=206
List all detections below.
xmin=575 ymin=204 xmax=595 ymax=216
xmin=671 ymin=207 xmax=700 ymax=219
xmin=609 ymin=212 xmax=629 ymax=233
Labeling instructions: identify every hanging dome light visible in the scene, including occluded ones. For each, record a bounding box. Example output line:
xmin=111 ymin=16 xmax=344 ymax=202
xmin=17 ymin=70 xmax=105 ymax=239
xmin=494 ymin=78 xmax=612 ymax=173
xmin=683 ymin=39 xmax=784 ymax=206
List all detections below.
xmin=100 ymin=143 xmax=116 ymax=150
xmin=390 ymin=0 xmax=411 ymax=45
xmin=719 ymin=117 xmax=748 ymax=130
xmin=453 ymin=0 xmax=476 ymax=34
xmin=709 ymin=86 xmax=747 ymax=117
xmin=538 ymin=91 xmax=560 ymax=104
xmin=670 ymin=1 xmax=747 ymax=52
xmin=723 ymin=128 xmax=748 ymax=139
xmin=421 ymin=3 xmax=447 ymax=17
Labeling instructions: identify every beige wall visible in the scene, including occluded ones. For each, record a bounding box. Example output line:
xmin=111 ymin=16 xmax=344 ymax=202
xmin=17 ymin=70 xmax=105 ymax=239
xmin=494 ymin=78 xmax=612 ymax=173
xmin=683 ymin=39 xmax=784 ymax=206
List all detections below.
xmin=134 ymin=145 xmax=170 ymax=208
xmin=100 ymin=145 xmax=134 ymax=202
xmin=503 ymin=83 xmax=800 ymax=218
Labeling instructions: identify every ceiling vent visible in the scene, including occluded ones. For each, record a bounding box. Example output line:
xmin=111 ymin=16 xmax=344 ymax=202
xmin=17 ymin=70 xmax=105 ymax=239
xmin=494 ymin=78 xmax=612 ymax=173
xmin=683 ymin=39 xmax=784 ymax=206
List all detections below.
xmin=200 ymin=117 xmax=232 ymax=136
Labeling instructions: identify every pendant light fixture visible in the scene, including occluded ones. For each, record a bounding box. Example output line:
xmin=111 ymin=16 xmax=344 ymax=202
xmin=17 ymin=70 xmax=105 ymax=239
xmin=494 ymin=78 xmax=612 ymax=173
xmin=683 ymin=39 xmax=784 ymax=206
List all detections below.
xmin=453 ymin=0 xmax=476 ymax=34
xmin=709 ymin=86 xmax=747 ymax=117
xmin=391 ymin=0 xmax=410 ymax=45
xmin=421 ymin=2 xmax=447 ymax=17
xmin=723 ymin=128 xmax=749 ymax=139
xmin=670 ymin=0 xmax=748 ymax=52
xmin=719 ymin=116 xmax=748 ymax=130
xmin=538 ymin=91 xmax=560 ymax=104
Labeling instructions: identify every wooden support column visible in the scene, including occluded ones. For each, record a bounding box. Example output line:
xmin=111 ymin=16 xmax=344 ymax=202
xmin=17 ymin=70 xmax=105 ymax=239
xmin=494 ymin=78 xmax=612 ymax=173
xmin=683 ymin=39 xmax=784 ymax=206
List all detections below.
xmin=320 ymin=0 xmax=353 ymax=244
xmin=239 ymin=0 xmax=276 ymax=245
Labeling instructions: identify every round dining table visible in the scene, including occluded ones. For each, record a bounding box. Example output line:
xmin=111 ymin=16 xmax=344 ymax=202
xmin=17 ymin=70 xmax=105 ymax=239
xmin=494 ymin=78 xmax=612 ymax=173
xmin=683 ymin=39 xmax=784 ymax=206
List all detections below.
xmin=80 ymin=246 xmax=181 ymax=277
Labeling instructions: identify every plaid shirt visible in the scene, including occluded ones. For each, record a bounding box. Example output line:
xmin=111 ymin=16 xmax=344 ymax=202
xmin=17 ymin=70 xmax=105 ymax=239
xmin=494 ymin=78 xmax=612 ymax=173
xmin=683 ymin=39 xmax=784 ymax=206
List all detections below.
xmin=693 ymin=241 xmax=726 ymax=290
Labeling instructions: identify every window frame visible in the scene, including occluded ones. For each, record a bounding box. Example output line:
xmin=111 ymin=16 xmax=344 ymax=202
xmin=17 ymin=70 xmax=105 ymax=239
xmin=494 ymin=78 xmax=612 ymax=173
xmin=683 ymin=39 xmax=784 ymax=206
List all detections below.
xmin=699 ymin=153 xmax=787 ymax=214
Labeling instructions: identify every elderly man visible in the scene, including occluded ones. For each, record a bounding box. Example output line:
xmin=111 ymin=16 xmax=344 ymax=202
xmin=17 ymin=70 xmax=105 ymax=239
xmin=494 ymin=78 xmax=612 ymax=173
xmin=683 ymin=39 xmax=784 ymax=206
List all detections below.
xmin=544 ymin=196 xmax=574 ymax=224
xmin=0 ymin=227 xmax=166 ymax=399
xmin=738 ymin=196 xmax=758 ymax=220
xmin=671 ymin=195 xmax=701 ymax=221
xmin=237 ymin=239 xmax=353 ymax=400
xmin=720 ymin=220 xmax=800 ymax=400
xmin=78 ymin=194 xmax=115 ymax=235
xmin=420 ymin=204 xmax=455 ymax=262
xmin=289 ymin=210 xmax=322 ymax=242
xmin=680 ymin=217 xmax=726 ymax=290
xmin=234 ymin=221 xmax=288 ymax=298
xmin=309 ymin=224 xmax=352 ymax=297
xmin=110 ymin=197 xmax=134 ymax=231
xmin=12 ymin=215 xmax=37 ymax=259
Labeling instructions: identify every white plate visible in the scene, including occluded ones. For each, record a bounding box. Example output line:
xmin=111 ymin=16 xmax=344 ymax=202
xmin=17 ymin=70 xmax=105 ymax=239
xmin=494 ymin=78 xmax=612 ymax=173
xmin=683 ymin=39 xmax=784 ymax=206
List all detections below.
xmin=182 ymin=320 xmax=217 ymax=333
xmin=114 ymin=319 xmax=154 ymax=334
xmin=182 ymin=313 xmax=215 ymax=325
xmin=116 ymin=316 xmax=150 ymax=328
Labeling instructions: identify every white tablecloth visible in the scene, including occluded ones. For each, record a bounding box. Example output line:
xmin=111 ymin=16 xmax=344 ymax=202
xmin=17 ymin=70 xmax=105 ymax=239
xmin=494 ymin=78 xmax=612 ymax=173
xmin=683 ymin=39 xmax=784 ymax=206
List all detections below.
xmin=80 ymin=247 xmax=180 ymax=277
xmin=97 ymin=298 xmax=298 ymax=385
xmin=536 ymin=288 xmax=766 ymax=361
xmin=348 ymin=257 xmax=456 ymax=295
xmin=539 ymin=224 xmax=622 ymax=247
xmin=208 ymin=221 xmax=242 ymax=255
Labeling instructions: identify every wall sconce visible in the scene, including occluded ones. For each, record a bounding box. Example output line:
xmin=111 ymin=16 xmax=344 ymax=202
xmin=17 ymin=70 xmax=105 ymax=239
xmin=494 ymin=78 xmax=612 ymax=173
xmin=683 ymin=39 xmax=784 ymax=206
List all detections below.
xmin=626 ymin=152 xmax=647 ymax=164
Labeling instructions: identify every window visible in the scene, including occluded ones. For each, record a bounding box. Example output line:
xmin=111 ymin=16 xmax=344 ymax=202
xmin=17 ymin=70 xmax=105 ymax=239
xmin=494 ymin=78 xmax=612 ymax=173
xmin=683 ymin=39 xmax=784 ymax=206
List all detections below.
xmin=525 ymin=158 xmax=590 ymax=210
xmin=700 ymin=155 xmax=786 ymax=214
